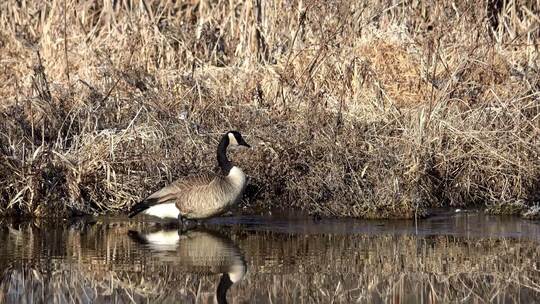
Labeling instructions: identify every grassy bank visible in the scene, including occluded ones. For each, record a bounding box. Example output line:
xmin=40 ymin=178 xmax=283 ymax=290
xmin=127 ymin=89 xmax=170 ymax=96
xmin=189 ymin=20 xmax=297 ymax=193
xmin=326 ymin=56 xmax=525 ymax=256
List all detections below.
xmin=0 ymin=0 xmax=539 ymax=218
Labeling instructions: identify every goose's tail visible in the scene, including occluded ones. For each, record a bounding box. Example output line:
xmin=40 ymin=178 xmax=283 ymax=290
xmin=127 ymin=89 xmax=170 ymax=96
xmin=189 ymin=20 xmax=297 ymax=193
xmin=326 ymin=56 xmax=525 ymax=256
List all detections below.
xmin=128 ymin=198 xmax=157 ymax=218
xmin=128 ymin=198 xmax=180 ymax=219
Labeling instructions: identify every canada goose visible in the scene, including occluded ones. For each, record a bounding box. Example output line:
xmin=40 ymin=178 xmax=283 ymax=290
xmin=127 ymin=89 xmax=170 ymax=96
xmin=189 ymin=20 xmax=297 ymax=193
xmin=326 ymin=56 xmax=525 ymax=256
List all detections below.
xmin=128 ymin=131 xmax=251 ymax=223
xmin=128 ymin=227 xmax=246 ymax=304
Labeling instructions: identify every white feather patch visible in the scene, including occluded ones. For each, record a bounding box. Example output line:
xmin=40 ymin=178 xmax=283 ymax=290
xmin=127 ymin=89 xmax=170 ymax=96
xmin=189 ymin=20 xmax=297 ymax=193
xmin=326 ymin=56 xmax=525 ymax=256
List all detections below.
xmin=227 ymin=166 xmax=246 ymax=187
xmin=229 ymin=263 xmax=246 ymax=283
xmin=143 ymin=230 xmax=180 ymax=246
xmin=143 ymin=203 xmax=180 ymax=219
xmin=228 ymin=132 xmax=238 ymax=146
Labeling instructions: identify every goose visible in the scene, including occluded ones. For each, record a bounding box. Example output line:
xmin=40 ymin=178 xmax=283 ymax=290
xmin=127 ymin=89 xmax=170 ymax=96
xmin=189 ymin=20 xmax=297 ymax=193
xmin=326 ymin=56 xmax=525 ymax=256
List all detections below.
xmin=128 ymin=131 xmax=250 ymax=223
xmin=128 ymin=227 xmax=246 ymax=304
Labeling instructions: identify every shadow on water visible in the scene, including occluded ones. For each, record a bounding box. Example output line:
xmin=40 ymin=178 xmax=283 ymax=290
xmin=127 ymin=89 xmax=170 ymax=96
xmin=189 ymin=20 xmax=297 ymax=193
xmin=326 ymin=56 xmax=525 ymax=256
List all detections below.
xmin=0 ymin=211 xmax=539 ymax=303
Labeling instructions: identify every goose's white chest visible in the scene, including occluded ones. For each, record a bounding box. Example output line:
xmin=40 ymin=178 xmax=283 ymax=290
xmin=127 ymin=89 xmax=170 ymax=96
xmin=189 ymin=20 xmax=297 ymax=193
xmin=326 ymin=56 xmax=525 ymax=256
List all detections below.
xmin=227 ymin=166 xmax=246 ymax=188
xmin=224 ymin=166 xmax=247 ymax=205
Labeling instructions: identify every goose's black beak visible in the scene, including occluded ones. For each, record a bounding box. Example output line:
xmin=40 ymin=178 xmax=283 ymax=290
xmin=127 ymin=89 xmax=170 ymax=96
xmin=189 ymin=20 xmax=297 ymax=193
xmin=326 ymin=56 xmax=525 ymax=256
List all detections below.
xmin=238 ymin=139 xmax=251 ymax=148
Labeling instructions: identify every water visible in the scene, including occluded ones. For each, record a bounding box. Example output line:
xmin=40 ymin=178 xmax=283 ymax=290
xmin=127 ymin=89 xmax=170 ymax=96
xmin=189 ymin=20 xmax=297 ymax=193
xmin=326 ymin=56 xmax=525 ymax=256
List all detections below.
xmin=1 ymin=211 xmax=539 ymax=303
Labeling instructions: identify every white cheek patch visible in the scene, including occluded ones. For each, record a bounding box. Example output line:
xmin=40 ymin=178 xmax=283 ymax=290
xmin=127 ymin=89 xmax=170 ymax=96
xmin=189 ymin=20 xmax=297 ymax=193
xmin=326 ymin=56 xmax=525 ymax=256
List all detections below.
xmin=228 ymin=132 xmax=238 ymax=146
xmin=229 ymin=263 xmax=247 ymax=283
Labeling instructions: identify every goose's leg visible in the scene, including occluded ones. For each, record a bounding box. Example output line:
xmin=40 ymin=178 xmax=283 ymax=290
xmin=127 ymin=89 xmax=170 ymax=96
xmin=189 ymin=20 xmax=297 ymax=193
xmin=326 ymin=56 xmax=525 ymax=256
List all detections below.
xmin=183 ymin=218 xmax=196 ymax=228
xmin=178 ymin=215 xmax=189 ymax=233
xmin=178 ymin=215 xmax=187 ymax=227
xmin=178 ymin=214 xmax=197 ymax=231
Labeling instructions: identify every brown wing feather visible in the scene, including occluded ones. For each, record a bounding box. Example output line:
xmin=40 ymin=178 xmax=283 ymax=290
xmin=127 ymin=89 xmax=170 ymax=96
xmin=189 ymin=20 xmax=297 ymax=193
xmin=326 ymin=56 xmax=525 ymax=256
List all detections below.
xmin=178 ymin=175 xmax=231 ymax=215
xmin=146 ymin=173 xmax=216 ymax=204
xmin=128 ymin=173 xmax=218 ymax=218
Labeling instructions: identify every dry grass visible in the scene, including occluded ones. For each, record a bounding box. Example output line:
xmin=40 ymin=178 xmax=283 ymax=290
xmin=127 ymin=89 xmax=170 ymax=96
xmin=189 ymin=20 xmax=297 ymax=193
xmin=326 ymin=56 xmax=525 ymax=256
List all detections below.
xmin=0 ymin=0 xmax=538 ymax=218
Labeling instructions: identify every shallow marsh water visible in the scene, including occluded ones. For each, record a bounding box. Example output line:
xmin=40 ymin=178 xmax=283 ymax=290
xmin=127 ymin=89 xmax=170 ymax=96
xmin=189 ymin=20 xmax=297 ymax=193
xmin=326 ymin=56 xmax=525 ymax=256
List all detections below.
xmin=0 ymin=211 xmax=539 ymax=303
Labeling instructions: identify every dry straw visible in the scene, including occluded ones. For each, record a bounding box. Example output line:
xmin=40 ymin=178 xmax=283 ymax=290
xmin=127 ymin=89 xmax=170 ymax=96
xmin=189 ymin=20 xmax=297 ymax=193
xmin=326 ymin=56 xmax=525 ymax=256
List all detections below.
xmin=0 ymin=0 xmax=538 ymax=218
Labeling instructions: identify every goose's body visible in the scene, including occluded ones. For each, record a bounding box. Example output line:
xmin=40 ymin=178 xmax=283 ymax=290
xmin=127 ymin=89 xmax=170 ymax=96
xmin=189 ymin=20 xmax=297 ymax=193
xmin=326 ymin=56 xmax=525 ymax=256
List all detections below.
xmin=128 ymin=131 xmax=250 ymax=221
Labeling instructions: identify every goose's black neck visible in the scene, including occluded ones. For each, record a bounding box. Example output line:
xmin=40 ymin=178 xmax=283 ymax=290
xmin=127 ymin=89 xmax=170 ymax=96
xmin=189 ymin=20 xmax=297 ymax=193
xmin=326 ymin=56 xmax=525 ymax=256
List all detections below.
xmin=216 ymin=273 xmax=233 ymax=304
xmin=217 ymin=134 xmax=233 ymax=175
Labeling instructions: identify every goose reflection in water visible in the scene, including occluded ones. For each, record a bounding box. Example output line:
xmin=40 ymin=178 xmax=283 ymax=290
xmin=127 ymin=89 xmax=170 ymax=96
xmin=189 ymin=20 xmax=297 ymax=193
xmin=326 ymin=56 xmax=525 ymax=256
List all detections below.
xmin=128 ymin=227 xmax=246 ymax=304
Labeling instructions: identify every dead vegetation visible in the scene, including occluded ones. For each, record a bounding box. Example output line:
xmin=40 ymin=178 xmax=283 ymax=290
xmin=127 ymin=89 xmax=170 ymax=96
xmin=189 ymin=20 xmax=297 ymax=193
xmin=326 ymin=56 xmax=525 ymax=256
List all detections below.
xmin=0 ymin=0 xmax=538 ymax=218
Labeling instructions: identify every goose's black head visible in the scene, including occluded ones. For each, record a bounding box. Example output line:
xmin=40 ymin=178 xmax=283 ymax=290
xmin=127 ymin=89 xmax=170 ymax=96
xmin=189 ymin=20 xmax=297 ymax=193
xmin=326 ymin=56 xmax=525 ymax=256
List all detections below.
xmin=226 ymin=131 xmax=251 ymax=148
xmin=217 ymin=130 xmax=250 ymax=174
